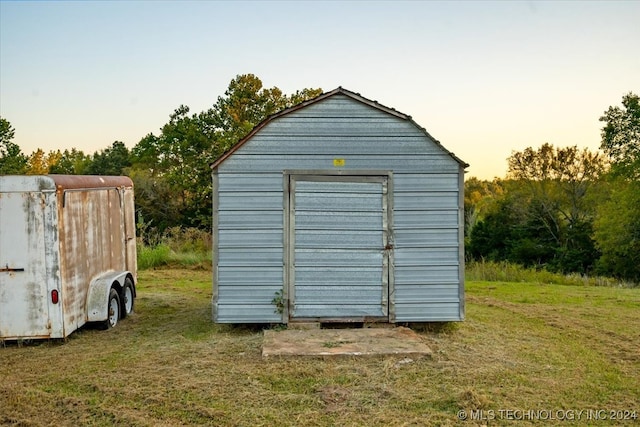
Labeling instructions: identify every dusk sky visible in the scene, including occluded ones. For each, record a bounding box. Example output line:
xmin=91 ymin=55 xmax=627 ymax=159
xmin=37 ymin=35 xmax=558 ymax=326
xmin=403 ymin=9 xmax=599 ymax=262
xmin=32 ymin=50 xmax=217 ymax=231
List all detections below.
xmin=1 ymin=1 xmax=638 ymax=179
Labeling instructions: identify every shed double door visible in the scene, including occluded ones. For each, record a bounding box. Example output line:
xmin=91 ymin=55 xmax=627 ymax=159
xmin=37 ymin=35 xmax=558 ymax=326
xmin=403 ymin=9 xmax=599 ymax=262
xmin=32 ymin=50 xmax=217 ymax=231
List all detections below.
xmin=288 ymin=175 xmax=390 ymax=321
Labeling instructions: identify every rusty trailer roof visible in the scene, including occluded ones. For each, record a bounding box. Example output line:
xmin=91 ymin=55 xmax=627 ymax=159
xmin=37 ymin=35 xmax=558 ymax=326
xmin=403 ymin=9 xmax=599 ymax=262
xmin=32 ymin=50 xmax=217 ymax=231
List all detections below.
xmin=0 ymin=175 xmax=133 ymax=193
xmin=47 ymin=175 xmax=133 ymax=191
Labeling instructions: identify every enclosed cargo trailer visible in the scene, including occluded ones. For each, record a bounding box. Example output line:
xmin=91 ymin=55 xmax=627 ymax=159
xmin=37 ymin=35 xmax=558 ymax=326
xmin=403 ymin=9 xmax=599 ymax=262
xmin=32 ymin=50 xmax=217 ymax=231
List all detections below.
xmin=0 ymin=175 xmax=137 ymax=341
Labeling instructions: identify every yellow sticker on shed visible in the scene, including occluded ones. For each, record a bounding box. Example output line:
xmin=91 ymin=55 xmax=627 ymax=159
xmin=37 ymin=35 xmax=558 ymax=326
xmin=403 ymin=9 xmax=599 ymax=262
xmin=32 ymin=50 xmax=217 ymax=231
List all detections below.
xmin=333 ymin=158 xmax=345 ymax=167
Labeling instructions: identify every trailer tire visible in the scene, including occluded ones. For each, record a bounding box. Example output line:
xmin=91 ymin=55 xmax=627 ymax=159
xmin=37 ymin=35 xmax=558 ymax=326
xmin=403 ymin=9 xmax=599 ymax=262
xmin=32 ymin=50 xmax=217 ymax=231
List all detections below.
xmin=104 ymin=288 xmax=121 ymax=329
xmin=121 ymin=278 xmax=135 ymax=318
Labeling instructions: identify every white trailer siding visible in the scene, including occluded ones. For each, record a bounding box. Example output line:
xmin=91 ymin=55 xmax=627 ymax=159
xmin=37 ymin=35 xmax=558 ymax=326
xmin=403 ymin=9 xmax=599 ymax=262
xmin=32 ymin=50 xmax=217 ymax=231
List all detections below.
xmin=212 ymin=89 xmax=467 ymax=323
xmin=0 ymin=180 xmax=62 ymax=338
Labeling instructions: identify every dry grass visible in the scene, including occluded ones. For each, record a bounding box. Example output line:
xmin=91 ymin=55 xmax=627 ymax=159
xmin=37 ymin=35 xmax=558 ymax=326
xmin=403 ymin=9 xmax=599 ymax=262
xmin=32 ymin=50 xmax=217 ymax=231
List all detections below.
xmin=1 ymin=270 xmax=639 ymax=426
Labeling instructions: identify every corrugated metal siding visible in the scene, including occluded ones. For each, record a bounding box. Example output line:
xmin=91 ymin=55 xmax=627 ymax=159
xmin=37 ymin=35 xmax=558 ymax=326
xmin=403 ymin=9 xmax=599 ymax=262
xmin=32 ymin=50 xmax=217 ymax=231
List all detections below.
xmin=393 ymin=168 xmax=461 ymax=321
xmin=213 ymin=93 xmax=463 ymax=323
xmin=214 ymin=172 xmax=283 ymax=322
xmin=242 ymin=136 xmax=448 ymax=155
xmin=290 ymin=178 xmax=386 ymax=319
xmin=219 ymin=155 xmax=456 ymax=173
xmin=284 ymin=96 xmax=400 ymax=119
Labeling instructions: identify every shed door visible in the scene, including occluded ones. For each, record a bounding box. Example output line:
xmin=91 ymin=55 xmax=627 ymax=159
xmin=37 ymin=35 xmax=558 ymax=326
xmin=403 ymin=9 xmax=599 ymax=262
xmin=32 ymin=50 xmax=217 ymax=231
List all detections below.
xmin=289 ymin=175 xmax=389 ymax=321
xmin=0 ymin=192 xmax=51 ymax=339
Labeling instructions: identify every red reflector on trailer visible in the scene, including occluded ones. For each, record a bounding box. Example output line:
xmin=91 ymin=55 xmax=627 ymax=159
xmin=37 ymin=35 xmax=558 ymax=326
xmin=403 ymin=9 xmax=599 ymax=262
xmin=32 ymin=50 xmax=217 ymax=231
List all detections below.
xmin=51 ymin=289 xmax=59 ymax=304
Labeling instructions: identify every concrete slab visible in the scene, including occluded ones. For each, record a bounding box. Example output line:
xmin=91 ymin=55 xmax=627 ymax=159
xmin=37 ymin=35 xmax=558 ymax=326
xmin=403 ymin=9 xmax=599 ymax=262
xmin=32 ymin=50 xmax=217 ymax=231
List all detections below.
xmin=262 ymin=326 xmax=432 ymax=357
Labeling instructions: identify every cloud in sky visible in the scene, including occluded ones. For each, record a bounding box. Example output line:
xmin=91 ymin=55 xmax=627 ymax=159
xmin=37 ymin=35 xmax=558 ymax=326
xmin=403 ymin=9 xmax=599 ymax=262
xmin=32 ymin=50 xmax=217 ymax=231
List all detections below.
xmin=1 ymin=1 xmax=638 ymax=179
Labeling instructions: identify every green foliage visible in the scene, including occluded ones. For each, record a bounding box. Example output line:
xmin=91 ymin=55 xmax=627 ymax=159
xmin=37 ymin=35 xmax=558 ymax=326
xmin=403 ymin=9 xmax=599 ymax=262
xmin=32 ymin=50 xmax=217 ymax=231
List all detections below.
xmin=468 ymin=182 xmax=596 ymax=272
xmin=463 ymin=177 xmax=505 ymax=239
xmin=137 ymin=242 xmax=212 ymax=270
xmin=594 ymin=179 xmax=640 ymax=281
xmin=49 ymin=148 xmax=91 ymax=174
xmin=24 ymin=148 xmax=68 ymax=175
xmin=130 ymin=168 xmax=184 ymax=233
xmin=85 ymin=141 xmax=131 ymax=176
xmin=507 ymin=144 xmax=605 ymax=235
xmin=474 ymin=144 xmax=606 ymax=273
xmin=0 ymin=117 xmax=27 ymax=174
xmin=0 ymin=117 xmax=15 ymax=145
xmin=272 ymin=290 xmax=285 ymax=314
xmin=468 ymin=194 xmax=523 ymax=261
xmin=593 ymin=92 xmax=640 ymax=282
xmin=599 ymin=91 xmax=640 ymax=180
xmin=129 ymin=106 xmax=214 ymax=229
xmin=508 ymin=143 xmax=606 ymax=183
xmin=24 ymin=148 xmax=50 ymax=175
xmin=161 ymin=226 xmax=212 ymax=253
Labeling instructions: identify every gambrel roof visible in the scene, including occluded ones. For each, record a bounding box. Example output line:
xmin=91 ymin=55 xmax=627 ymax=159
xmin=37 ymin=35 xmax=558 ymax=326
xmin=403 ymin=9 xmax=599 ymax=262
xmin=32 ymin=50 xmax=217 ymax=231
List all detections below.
xmin=211 ymin=87 xmax=468 ymax=169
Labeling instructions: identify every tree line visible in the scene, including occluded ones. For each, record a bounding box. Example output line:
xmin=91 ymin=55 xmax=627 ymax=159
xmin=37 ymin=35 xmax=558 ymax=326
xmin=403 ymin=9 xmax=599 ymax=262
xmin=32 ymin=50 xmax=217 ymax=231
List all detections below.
xmin=1 ymin=76 xmax=638 ymax=281
xmin=466 ymin=92 xmax=639 ymax=281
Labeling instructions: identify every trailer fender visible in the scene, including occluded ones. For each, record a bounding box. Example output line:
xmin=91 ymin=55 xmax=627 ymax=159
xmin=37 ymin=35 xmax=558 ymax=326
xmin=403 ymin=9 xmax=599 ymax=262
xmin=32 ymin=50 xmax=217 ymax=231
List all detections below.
xmin=86 ymin=271 xmax=131 ymax=322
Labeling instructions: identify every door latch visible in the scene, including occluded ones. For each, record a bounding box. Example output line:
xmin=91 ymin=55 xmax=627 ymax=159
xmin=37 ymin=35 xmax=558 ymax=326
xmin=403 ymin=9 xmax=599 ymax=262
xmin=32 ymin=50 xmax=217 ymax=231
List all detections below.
xmin=1 ymin=264 xmax=25 ymax=272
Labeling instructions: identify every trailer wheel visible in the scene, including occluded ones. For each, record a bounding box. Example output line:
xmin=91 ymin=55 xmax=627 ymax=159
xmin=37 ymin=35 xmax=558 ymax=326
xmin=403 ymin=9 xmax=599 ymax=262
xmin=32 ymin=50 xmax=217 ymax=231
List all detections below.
xmin=121 ymin=278 xmax=135 ymax=318
xmin=105 ymin=288 xmax=121 ymax=329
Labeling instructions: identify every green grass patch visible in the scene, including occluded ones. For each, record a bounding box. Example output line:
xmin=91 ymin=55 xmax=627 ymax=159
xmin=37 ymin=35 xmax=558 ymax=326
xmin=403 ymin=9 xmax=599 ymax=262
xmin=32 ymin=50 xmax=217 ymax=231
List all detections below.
xmin=467 ymin=259 xmax=637 ymax=287
xmin=2 ymin=269 xmax=638 ymax=426
xmin=137 ymin=243 xmax=172 ymax=269
xmin=137 ymin=226 xmax=212 ymax=270
xmin=137 ymin=243 xmax=211 ymax=270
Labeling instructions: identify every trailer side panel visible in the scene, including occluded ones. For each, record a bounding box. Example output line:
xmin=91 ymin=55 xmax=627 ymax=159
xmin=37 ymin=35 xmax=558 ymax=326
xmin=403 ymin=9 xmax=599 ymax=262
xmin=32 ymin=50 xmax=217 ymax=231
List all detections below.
xmin=57 ymin=187 xmax=130 ymax=331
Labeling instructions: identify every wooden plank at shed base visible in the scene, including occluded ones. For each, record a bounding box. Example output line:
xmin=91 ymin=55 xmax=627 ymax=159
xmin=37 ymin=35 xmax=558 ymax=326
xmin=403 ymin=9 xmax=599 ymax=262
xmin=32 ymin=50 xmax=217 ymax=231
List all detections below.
xmin=262 ymin=327 xmax=432 ymax=358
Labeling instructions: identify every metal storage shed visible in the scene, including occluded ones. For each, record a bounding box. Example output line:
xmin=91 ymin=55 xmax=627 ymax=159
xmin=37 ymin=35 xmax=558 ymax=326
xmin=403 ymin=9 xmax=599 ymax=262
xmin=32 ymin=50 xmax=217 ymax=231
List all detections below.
xmin=211 ymin=87 xmax=468 ymax=324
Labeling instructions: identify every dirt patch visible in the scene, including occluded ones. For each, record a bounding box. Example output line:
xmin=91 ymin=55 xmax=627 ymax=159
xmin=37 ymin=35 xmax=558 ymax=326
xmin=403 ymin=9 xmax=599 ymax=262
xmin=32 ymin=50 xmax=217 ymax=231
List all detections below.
xmin=316 ymin=385 xmax=351 ymax=413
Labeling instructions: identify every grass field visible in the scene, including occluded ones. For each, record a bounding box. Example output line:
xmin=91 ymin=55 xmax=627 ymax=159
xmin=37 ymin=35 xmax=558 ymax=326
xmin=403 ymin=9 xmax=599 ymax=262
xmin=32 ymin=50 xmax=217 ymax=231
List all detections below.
xmin=1 ymin=269 xmax=639 ymax=426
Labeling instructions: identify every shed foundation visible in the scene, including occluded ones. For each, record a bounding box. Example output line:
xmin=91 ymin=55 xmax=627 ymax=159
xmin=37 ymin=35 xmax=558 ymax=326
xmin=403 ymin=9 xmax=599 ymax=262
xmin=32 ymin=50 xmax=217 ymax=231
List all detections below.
xmin=262 ymin=326 xmax=433 ymax=357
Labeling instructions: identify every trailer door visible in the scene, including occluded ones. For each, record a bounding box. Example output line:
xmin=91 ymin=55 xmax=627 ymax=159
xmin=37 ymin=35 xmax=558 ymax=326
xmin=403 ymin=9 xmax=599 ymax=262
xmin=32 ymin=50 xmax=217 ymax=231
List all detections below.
xmin=0 ymin=191 xmax=51 ymax=339
xmin=122 ymin=187 xmax=137 ymax=281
